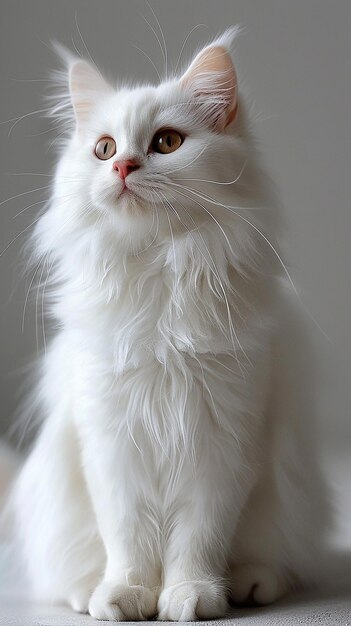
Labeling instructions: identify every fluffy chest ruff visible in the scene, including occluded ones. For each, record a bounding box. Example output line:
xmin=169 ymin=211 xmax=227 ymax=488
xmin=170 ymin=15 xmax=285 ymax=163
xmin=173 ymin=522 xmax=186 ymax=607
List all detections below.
xmin=52 ymin=226 xmax=272 ymax=467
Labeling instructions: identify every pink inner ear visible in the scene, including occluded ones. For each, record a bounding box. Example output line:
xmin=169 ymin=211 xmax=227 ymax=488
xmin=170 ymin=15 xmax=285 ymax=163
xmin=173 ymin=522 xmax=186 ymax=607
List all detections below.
xmin=182 ymin=45 xmax=238 ymax=129
xmin=69 ymin=60 xmax=112 ymax=129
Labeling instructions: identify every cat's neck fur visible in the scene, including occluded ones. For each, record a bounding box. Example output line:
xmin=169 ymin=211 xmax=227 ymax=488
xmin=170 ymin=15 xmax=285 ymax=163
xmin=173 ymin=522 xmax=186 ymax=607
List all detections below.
xmin=41 ymin=210 xmax=268 ymax=374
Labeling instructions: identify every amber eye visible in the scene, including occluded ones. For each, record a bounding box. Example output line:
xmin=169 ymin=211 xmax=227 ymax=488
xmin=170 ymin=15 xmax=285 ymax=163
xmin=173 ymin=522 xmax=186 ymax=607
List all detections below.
xmin=95 ymin=136 xmax=116 ymax=160
xmin=152 ymin=129 xmax=183 ymax=154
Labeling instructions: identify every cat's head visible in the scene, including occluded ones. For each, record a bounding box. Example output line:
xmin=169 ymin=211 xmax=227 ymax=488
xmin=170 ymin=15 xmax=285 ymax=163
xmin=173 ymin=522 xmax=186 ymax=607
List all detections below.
xmin=44 ymin=28 xmax=264 ymax=256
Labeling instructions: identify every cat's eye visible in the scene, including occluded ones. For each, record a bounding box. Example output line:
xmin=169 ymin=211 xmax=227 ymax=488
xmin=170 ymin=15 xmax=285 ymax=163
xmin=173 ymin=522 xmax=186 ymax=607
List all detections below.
xmin=95 ymin=136 xmax=116 ymax=160
xmin=152 ymin=129 xmax=183 ymax=154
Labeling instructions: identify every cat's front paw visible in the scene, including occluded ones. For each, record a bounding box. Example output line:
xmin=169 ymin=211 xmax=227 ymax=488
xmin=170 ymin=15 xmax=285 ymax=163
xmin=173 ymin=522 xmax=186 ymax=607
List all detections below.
xmin=229 ymin=564 xmax=288 ymax=605
xmin=88 ymin=581 xmax=157 ymax=621
xmin=157 ymin=580 xmax=228 ymax=621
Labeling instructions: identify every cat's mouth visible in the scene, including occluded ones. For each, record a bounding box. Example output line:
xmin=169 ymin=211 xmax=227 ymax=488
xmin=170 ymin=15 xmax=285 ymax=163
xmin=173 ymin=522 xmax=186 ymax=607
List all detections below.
xmin=117 ymin=181 xmax=147 ymax=202
xmin=113 ymin=179 xmax=161 ymax=206
xmin=117 ymin=182 xmax=136 ymax=199
xmin=120 ymin=186 xmax=132 ymax=197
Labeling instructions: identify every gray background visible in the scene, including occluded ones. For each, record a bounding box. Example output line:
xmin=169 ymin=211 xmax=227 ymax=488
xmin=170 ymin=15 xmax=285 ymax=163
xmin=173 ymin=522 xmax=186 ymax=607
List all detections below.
xmin=0 ymin=0 xmax=350 ymax=470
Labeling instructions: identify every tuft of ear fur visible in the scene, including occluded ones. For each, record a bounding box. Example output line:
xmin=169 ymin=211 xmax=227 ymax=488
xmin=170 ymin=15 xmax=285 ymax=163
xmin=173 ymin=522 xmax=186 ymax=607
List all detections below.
xmin=180 ymin=27 xmax=240 ymax=131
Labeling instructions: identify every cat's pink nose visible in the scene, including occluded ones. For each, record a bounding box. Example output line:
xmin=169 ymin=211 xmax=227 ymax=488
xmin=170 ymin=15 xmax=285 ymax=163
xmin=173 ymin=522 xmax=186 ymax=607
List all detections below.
xmin=113 ymin=159 xmax=140 ymax=180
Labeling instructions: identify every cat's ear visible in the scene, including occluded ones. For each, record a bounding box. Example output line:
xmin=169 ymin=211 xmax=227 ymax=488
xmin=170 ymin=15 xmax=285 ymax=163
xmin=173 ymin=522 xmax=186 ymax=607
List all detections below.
xmin=52 ymin=43 xmax=113 ymax=131
xmin=69 ymin=60 xmax=113 ymax=129
xmin=180 ymin=28 xmax=239 ymax=131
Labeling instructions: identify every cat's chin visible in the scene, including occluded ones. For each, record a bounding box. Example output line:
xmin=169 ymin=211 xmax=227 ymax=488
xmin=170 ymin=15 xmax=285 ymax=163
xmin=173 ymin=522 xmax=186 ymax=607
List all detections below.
xmin=117 ymin=185 xmax=141 ymax=201
xmin=116 ymin=194 xmax=152 ymax=218
xmin=100 ymin=190 xmax=149 ymax=217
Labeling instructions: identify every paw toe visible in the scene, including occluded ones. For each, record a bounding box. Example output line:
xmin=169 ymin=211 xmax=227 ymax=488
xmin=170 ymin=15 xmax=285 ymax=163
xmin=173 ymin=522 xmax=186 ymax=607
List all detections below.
xmin=89 ymin=582 xmax=157 ymax=621
xmin=158 ymin=580 xmax=227 ymax=621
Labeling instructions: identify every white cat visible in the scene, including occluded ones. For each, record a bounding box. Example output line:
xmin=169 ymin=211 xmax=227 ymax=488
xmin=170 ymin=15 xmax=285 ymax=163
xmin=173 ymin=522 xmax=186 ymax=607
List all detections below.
xmin=7 ymin=28 xmax=331 ymax=620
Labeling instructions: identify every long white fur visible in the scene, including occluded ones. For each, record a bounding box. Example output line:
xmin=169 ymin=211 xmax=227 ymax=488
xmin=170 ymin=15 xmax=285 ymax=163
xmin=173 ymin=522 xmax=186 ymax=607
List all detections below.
xmin=9 ymin=28 xmax=331 ymax=620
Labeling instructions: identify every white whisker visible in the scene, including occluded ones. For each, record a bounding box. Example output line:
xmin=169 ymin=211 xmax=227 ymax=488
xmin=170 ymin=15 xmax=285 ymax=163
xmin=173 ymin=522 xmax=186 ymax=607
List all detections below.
xmin=22 ymin=257 xmax=44 ymax=333
xmin=0 ymin=107 xmax=50 ymax=127
xmin=163 ymin=144 xmax=209 ymax=175
xmin=13 ymin=199 xmax=47 ymax=220
xmin=10 ymin=77 xmax=48 ymax=83
xmin=6 ymin=172 xmax=55 ymax=178
xmin=174 ymin=24 xmax=209 ymax=75
xmin=133 ymin=45 xmax=161 ymax=82
xmin=0 ymin=216 xmax=42 ymax=259
xmin=145 ymin=0 xmax=168 ymax=77
xmin=74 ymin=10 xmax=102 ymax=77
xmin=168 ymin=180 xmax=261 ymax=211
xmin=141 ymin=13 xmax=166 ymax=76
xmin=46 ymin=127 xmax=70 ymax=152
xmin=176 ymin=158 xmax=248 ymax=186
xmin=0 ymin=185 xmax=51 ymax=209
xmin=70 ymin=33 xmax=83 ymax=59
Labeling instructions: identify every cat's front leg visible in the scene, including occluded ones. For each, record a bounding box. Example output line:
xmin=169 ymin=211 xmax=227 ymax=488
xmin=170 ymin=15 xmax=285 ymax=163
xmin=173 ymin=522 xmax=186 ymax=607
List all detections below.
xmin=158 ymin=505 xmax=229 ymax=621
xmin=158 ymin=435 xmax=258 ymax=621
xmin=76 ymin=383 xmax=161 ymax=621
xmin=84 ymin=454 xmax=160 ymax=621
